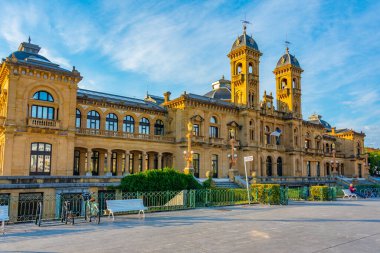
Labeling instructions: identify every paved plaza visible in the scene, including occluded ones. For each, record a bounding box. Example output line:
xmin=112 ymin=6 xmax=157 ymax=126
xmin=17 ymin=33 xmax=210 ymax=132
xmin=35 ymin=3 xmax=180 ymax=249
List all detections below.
xmin=1 ymin=200 xmax=380 ymax=253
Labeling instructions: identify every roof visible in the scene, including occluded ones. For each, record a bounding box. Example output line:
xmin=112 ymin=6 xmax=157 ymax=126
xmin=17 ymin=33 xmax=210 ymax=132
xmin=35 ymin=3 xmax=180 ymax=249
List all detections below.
xmin=145 ymin=94 xmax=165 ymax=105
xmin=6 ymin=41 xmax=72 ymax=73
xmin=276 ymin=48 xmax=301 ymax=68
xmin=185 ymin=93 xmax=238 ymax=109
xmin=204 ymin=87 xmax=231 ymax=100
xmin=231 ymin=25 xmax=259 ymax=51
xmin=77 ymin=89 xmax=166 ymax=112
xmin=307 ymin=114 xmax=332 ymax=129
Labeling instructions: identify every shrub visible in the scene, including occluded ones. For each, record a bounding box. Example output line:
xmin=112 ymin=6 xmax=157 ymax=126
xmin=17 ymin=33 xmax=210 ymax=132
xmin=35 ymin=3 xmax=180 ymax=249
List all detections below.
xmin=309 ymin=186 xmax=329 ymax=201
xmin=119 ymin=168 xmax=202 ymax=192
xmin=203 ymin=178 xmax=216 ymax=189
xmin=251 ymin=184 xmax=281 ymax=204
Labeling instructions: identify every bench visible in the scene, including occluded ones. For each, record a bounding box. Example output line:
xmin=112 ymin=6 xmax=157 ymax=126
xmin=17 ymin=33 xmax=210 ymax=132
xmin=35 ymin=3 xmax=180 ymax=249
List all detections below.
xmin=0 ymin=206 xmax=9 ymax=234
xmin=105 ymin=199 xmax=147 ymax=221
xmin=342 ymin=189 xmax=358 ymax=200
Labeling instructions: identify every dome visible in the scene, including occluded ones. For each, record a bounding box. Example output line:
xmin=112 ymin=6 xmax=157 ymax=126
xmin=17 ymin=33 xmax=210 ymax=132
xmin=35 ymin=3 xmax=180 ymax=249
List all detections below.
xmin=9 ymin=51 xmax=51 ymax=63
xmin=204 ymin=87 xmax=231 ymax=100
xmin=231 ymin=33 xmax=259 ymax=51
xmin=276 ymin=48 xmax=301 ymax=68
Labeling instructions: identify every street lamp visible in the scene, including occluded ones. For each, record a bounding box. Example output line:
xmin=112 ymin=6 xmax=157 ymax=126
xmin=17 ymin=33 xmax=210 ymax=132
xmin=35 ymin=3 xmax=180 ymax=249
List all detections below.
xmin=183 ymin=122 xmax=194 ymax=175
xmin=228 ymin=129 xmax=239 ymax=181
xmin=331 ymin=143 xmax=338 ymax=177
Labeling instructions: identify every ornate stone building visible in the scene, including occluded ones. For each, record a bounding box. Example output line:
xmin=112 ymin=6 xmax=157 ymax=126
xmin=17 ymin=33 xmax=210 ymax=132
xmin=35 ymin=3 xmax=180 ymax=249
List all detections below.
xmin=0 ymin=25 xmax=367 ymax=187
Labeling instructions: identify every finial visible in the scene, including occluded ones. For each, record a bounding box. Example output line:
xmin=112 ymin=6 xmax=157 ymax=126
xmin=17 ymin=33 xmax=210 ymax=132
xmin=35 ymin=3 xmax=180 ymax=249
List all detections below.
xmin=240 ymin=18 xmax=251 ymax=35
xmin=28 ymin=36 xmax=31 ymax=44
xmin=72 ymin=66 xmax=76 ymax=71
xmin=222 ymin=75 xmax=224 ymax=80
xmin=285 ymin=40 xmax=291 ymax=53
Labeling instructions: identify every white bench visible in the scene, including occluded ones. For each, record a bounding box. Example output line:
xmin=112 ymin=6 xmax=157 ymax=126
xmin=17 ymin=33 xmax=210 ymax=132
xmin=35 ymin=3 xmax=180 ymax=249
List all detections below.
xmin=342 ymin=189 xmax=358 ymax=200
xmin=0 ymin=206 xmax=9 ymax=234
xmin=105 ymin=199 xmax=147 ymax=221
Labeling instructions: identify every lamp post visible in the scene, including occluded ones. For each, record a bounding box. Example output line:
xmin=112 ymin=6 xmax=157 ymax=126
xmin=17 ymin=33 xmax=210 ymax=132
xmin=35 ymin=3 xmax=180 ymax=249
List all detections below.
xmin=228 ymin=129 xmax=239 ymax=181
xmin=331 ymin=143 xmax=338 ymax=177
xmin=183 ymin=122 xmax=194 ymax=175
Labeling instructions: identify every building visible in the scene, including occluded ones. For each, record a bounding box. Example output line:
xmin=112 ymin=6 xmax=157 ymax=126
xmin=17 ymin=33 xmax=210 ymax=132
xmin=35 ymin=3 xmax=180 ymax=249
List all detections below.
xmin=0 ymin=25 xmax=367 ymax=203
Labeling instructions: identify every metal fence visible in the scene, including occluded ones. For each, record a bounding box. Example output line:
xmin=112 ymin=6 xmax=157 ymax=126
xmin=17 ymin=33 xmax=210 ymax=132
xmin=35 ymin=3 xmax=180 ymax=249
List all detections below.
xmin=288 ymin=187 xmax=337 ymax=201
xmin=0 ymin=189 xmax=263 ymax=223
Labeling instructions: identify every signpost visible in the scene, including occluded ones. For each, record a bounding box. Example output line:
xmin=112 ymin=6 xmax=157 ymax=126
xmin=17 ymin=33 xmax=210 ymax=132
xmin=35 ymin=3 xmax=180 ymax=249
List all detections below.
xmin=244 ymin=156 xmax=254 ymax=205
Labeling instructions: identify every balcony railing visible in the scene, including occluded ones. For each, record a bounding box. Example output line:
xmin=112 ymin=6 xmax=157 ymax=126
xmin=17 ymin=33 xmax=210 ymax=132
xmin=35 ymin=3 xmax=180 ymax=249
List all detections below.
xmin=192 ymin=135 xmax=206 ymax=143
xmin=209 ymin=137 xmax=226 ymax=145
xmin=28 ymin=118 xmax=60 ymax=129
xmin=76 ymin=128 xmax=175 ymax=143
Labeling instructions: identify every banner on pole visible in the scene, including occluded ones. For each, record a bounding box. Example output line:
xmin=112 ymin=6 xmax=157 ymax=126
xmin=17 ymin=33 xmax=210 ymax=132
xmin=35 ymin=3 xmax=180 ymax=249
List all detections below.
xmin=244 ymin=156 xmax=254 ymax=162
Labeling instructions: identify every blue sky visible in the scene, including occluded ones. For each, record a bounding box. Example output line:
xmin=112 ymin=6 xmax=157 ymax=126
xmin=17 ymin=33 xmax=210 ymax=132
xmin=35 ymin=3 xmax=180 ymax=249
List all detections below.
xmin=1 ymin=0 xmax=379 ymax=147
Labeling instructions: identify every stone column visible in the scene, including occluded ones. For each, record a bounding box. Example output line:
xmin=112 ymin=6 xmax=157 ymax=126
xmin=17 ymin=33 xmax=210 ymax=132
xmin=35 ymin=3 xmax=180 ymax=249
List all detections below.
xmin=116 ymin=152 xmax=123 ymax=176
xmin=124 ymin=151 xmax=130 ymax=175
xmin=106 ymin=150 xmax=112 ymax=175
xmin=142 ymin=152 xmax=148 ymax=171
xmin=79 ymin=150 xmax=86 ymax=175
xmin=158 ymin=153 xmax=162 ymax=169
xmin=87 ymin=149 xmax=92 ymax=175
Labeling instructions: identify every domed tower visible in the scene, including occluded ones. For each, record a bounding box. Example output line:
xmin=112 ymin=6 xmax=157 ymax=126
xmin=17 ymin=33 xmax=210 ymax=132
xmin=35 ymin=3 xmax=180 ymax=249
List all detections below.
xmin=274 ymin=46 xmax=303 ymax=118
xmin=227 ymin=23 xmax=262 ymax=108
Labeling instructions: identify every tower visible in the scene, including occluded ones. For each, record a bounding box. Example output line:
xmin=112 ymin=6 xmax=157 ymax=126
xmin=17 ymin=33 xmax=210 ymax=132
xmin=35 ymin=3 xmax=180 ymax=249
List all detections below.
xmin=228 ymin=22 xmax=262 ymax=108
xmin=274 ymin=45 xmax=303 ymax=118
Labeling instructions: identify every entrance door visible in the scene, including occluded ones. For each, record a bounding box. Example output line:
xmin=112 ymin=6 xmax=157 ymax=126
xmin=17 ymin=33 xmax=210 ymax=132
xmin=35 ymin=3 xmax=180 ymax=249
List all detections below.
xmin=18 ymin=192 xmax=43 ymax=222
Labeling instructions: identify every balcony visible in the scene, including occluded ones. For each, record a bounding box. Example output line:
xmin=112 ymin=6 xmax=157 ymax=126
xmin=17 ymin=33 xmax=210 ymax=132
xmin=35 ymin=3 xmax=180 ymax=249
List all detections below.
xmin=209 ymin=137 xmax=226 ymax=146
xmin=76 ymin=128 xmax=175 ymax=143
xmin=263 ymin=144 xmax=285 ymax=151
xmin=28 ymin=118 xmax=60 ymax=129
xmin=192 ymin=135 xmax=206 ymax=143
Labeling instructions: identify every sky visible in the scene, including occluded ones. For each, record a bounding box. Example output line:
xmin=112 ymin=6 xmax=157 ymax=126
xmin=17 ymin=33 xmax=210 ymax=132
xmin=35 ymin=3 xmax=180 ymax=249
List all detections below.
xmin=0 ymin=0 xmax=379 ymax=147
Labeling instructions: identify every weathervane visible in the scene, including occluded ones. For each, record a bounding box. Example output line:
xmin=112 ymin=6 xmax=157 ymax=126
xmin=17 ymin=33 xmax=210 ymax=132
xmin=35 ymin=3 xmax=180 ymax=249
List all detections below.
xmin=284 ymin=40 xmax=291 ymax=53
xmin=240 ymin=14 xmax=251 ymax=34
xmin=28 ymin=36 xmax=31 ymax=44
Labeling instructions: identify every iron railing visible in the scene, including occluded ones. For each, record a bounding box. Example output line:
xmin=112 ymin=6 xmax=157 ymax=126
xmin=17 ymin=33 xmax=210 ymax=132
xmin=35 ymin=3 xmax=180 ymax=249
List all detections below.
xmin=288 ymin=186 xmax=337 ymax=201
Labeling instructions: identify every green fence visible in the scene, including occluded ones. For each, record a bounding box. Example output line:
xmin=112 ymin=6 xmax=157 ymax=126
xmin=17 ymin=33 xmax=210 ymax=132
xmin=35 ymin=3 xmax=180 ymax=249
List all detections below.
xmin=0 ymin=188 xmax=291 ymax=224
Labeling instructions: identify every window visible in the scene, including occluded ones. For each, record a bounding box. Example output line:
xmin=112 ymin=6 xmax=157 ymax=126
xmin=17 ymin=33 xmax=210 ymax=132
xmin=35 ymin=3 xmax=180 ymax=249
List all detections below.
xmin=292 ymin=78 xmax=297 ymax=89
xmin=111 ymin=152 xmax=117 ymax=176
xmin=294 ymin=128 xmax=298 ymax=147
xmin=123 ymin=116 xmax=134 ymax=133
xmin=91 ymin=151 xmax=99 ymax=176
xmin=277 ymin=157 xmax=283 ymax=176
xmin=281 ymin=78 xmax=287 ymax=89
xmin=275 ymin=127 xmax=281 ymax=145
xmin=33 ymin=91 xmax=54 ymax=102
xmin=193 ymin=124 xmax=200 ymax=136
xmin=30 ymin=143 xmax=52 ymax=175
xmin=266 ymin=156 xmax=272 ymax=176
xmin=248 ymin=63 xmax=253 ymax=73
xmin=211 ymin=154 xmax=218 ymax=178
xmin=76 ymin=109 xmax=81 ymax=128
xmin=317 ymin=162 xmax=320 ymax=177
xmin=31 ymin=105 xmax=55 ymax=120
xmin=307 ymin=161 xmax=311 ymax=177
xmin=325 ymin=143 xmax=330 ymax=153
xmin=193 ymin=153 xmax=200 ymax=178
xmin=236 ymin=63 xmax=242 ymax=74
xmin=139 ymin=118 xmax=150 ymax=134
xmin=154 ymin=120 xmax=164 ymax=135
xmin=265 ymin=126 xmax=271 ymax=144
xmin=106 ymin=113 xmax=118 ymax=131
xmin=87 ymin=110 xmax=100 ymax=129
xmin=357 ymin=143 xmax=361 ymax=156
xmin=209 ymin=116 xmax=218 ymax=138
xmin=73 ymin=150 xmax=80 ymax=175
xmin=138 ymin=154 xmax=143 ymax=172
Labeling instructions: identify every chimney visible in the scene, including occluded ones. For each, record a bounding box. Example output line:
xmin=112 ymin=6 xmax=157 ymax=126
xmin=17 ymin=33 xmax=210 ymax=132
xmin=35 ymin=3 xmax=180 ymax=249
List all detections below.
xmin=163 ymin=91 xmax=171 ymax=103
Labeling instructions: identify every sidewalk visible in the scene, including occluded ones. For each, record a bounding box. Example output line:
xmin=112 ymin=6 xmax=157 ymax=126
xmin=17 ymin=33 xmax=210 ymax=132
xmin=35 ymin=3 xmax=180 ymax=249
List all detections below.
xmin=1 ymin=200 xmax=380 ymax=253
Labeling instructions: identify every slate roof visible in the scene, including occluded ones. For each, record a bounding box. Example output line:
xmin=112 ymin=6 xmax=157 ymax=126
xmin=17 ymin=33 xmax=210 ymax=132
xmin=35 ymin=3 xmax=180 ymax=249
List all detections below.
xmin=231 ymin=33 xmax=259 ymax=51
xmin=276 ymin=49 xmax=301 ymax=68
xmin=185 ymin=93 xmax=238 ymax=109
xmin=204 ymin=87 xmax=231 ymax=100
xmin=77 ymin=89 xmax=166 ymax=112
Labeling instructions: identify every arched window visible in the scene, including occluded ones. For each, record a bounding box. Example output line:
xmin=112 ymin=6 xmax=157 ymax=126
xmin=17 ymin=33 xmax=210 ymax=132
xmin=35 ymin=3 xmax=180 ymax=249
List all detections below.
xmin=236 ymin=63 xmax=242 ymax=74
xmin=123 ymin=115 xmax=134 ymax=133
xmin=266 ymin=156 xmax=272 ymax=176
xmin=139 ymin=117 xmax=150 ymax=134
xmin=87 ymin=110 xmax=100 ymax=129
xmin=292 ymin=78 xmax=297 ymax=89
xmin=106 ymin=113 xmax=118 ymax=131
xmin=209 ymin=116 xmax=218 ymax=138
xmin=249 ymin=63 xmax=253 ymax=73
xmin=31 ymin=91 xmax=55 ymax=120
xmin=30 ymin=142 xmax=52 ymax=175
xmin=211 ymin=154 xmax=218 ymax=178
xmin=154 ymin=120 xmax=164 ymax=135
xmin=76 ymin=109 xmax=81 ymax=128
xmin=73 ymin=150 xmax=80 ymax=175
xmin=33 ymin=91 xmax=54 ymax=102
xmin=325 ymin=143 xmax=330 ymax=153
xmin=277 ymin=157 xmax=283 ymax=176
xmin=281 ymin=78 xmax=287 ymax=89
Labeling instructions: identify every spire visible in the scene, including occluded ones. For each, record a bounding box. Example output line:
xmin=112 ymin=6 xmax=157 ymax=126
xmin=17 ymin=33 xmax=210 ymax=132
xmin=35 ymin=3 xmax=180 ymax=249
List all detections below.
xmin=28 ymin=36 xmax=31 ymax=44
xmin=285 ymin=40 xmax=291 ymax=53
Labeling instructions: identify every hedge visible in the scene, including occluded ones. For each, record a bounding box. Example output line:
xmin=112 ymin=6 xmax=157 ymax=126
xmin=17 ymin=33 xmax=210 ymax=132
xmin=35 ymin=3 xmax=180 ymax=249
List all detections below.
xmin=119 ymin=168 xmax=202 ymax=192
xmin=309 ymin=186 xmax=329 ymax=201
xmin=251 ymin=184 xmax=281 ymax=204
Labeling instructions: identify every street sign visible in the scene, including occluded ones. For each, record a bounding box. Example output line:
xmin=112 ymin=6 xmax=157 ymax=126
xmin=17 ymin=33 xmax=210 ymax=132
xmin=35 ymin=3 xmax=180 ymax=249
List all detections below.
xmin=244 ymin=156 xmax=254 ymax=162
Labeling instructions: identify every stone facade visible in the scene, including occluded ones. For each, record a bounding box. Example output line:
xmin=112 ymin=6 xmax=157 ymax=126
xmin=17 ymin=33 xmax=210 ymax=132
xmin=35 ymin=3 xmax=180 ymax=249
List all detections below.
xmin=0 ymin=27 xmax=367 ymax=186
